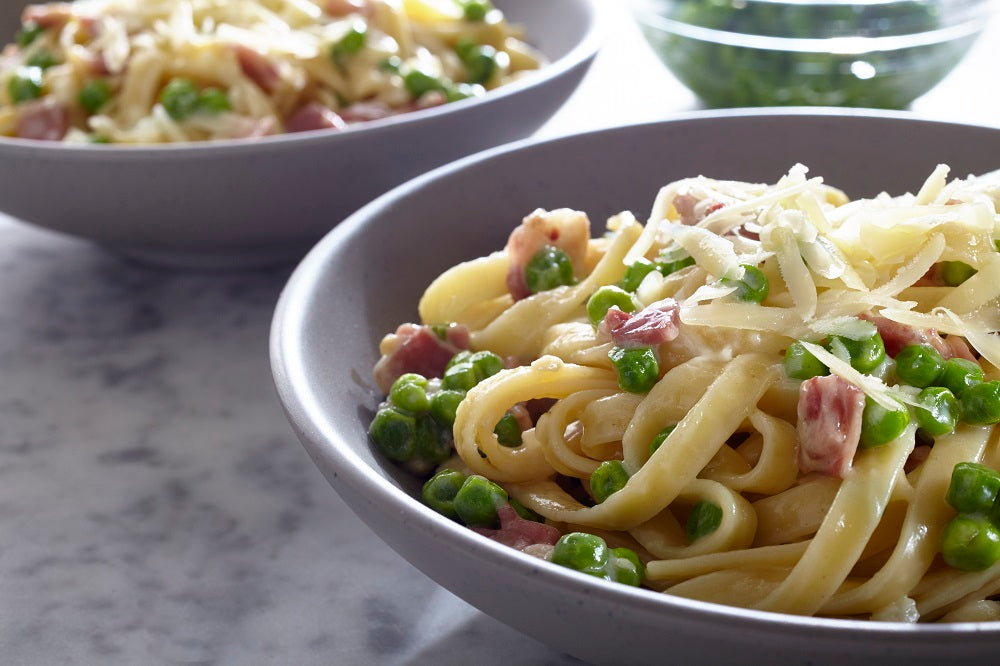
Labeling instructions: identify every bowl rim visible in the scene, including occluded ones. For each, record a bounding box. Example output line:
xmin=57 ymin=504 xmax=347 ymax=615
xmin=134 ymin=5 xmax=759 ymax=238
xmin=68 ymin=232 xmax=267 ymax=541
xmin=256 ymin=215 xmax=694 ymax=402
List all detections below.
xmin=0 ymin=0 xmax=605 ymax=159
xmin=270 ymin=108 xmax=1000 ymax=641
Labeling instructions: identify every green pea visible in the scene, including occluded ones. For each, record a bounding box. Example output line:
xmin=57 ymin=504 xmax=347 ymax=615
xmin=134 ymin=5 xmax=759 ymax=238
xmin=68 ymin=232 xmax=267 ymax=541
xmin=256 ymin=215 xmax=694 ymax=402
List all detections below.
xmin=831 ymin=332 xmax=886 ymax=374
xmin=657 ymin=254 xmax=695 ymax=276
xmin=78 ymin=78 xmax=111 ymax=114
xmin=493 ymin=412 xmax=522 ymax=447
xmin=524 ymin=246 xmax=574 ymax=294
xmin=619 ymin=258 xmax=657 ymax=292
xmin=446 ymin=350 xmax=472 ymax=369
xmin=859 ymin=396 xmax=910 ymax=448
xmin=25 ymin=50 xmax=57 ymax=69
xmin=15 ymin=23 xmax=44 ymax=48
xmin=8 ymin=67 xmax=43 ymax=104
xmin=784 ymin=341 xmax=829 ymax=380
xmin=609 ymin=547 xmax=645 ymax=586
xmin=914 ymin=386 xmax=958 ymax=438
xmin=720 ymin=264 xmax=769 ymax=303
xmin=368 ymin=407 xmax=416 ymax=462
xmin=442 ymin=362 xmax=479 ymax=392
xmin=959 ymin=380 xmax=1000 ymax=426
xmin=608 ymin=345 xmax=659 ymax=394
xmin=509 ymin=497 xmax=543 ymax=522
xmin=894 ymin=344 xmax=944 ymax=388
xmin=686 ymin=500 xmax=723 ymax=542
xmin=946 ymin=462 xmax=1000 ymax=515
xmin=590 ymin=460 xmax=629 ymax=503
xmin=429 ymin=389 xmax=465 ymax=427
xmin=941 ymin=513 xmax=1000 ymax=572
xmin=649 ymin=424 xmax=676 ymax=455
xmin=404 ymin=68 xmax=443 ymax=98
xmin=331 ymin=22 xmax=367 ymax=66
xmin=453 ymin=475 xmax=508 ymax=528
xmin=459 ymin=0 xmax=492 ymax=21
xmin=378 ymin=55 xmax=402 ymax=73
xmin=421 ymin=468 xmax=467 ymax=520
xmin=939 ymin=357 xmax=984 ymax=397
xmin=412 ymin=413 xmax=452 ymax=471
xmin=586 ymin=286 xmax=636 ymax=326
xmin=461 ymin=44 xmax=497 ymax=85
xmin=443 ymin=82 xmax=485 ymax=102
xmin=159 ymin=77 xmax=200 ymax=120
xmin=197 ymin=87 xmax=230 ymax=113
xmin=469 ymin=350 xmax=504 ymax=381
xmin=940 ymin=261 xmax=977 ymax=286
xmin=551 ymin=532 xmax=609 ymax=577
xmin=87 ymin=133 xmax=110 ymax=144
xmin=389 ymin=373 xmax=431 ymax=413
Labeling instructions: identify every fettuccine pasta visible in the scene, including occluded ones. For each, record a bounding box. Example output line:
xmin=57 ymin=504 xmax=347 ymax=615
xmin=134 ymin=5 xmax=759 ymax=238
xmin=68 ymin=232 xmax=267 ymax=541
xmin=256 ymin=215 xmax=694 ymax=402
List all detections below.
xmin=369 ymin=164 xmax=1000 ymax=622
xmin=0 ymin=0 xmax=541 ymax=143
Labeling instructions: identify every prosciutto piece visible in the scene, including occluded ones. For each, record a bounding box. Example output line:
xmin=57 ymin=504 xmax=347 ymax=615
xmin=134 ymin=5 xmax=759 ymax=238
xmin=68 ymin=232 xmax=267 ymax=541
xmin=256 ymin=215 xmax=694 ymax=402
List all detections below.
xmin=672 ymin=192 xmax=724 ymax=226
xmin=471 ymin=505 xmax=561 ymax=551
xmin=796 ymin=374 xmax=866 ymax=478
xmin=602 ymin=298 xmax=680 ymax=348
xmin=233 ymin=45 xmax=281 ymax=93
xmin=864 ymin=315 xmax=976 ymax=361
xmin=504 ymin=208 xmax=590 ymax=301
xmin=284 ymin=102 xmax=346 ymax=133
xmin=373 ymin=323 xmax=469 ymax=394
xmin=16 ymin=98 xmax=68 ymax=141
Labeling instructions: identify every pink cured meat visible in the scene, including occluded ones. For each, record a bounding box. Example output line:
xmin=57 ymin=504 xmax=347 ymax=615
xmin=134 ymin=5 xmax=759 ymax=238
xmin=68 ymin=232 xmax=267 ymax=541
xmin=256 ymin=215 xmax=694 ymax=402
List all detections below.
xmin=284 ymin=103 xmax=347 ymax=133
xmin=234 ymin=45 xmax=281 ymax=93
xmin=604 ymin=299 xmax=680 ymax=348
xmin=16 ymin=99 xmax=68 ymax=141
xmin=504 ymin=209 xmax=590 ymax=301
xmin=372 ymin=324 xmax=469 ymax=394
xmin=796 ymin=374 xmax=866 ymax=478
xmin=472 ymin=505 xmax=561 ymax=550
xmin=864 ymin=315 xmax=976 ymax=361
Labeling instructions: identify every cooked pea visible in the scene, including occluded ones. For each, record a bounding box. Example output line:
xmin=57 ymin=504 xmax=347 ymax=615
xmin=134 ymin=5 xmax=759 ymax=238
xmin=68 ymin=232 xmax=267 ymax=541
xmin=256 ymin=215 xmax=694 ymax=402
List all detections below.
xmin=455 ymin=40 xmax=497 ymax=84
xmin=87 ymin=133 xmax=110 ymax=144
xmin=378 ymin=55 xmax=402 ymax=73
xmin=8 ymin=67 xmax=43 ymax=103
xmin=524 ymin=246 xmax=574 ymax=294
xmin=657 ymin=254 xmax=695 ymax=276
xmin=389 ymin=373 xmax=431 ymax=413
xmin=429 ymin=389 xmax=465 ymax=427
xmin=608 ymin=345 xmax=659 ymax=394
xmin=446 ymin=350 xmax=472 ymax=369
xmin=894 ymin=344 xmax=944 ymax=388
xmin=404 ymin=68 xmax=443 ymax=98
xmin=586 ymin=286 xmax=636 ymax=326
xmin=331 ymin=22 xmax=367 ymax=66
xmin=590 ymin=460 xmax=629 ymax=503
xmin=493 ymin=412 xmax=522 ymax=447
xmin=442 ymin=362 xmax=479 ymax=392
xmin=619 ymin=258 xmax=657 ymax=292
xmin=15 ymin=23 xmax=44 ymax=48
xmin=421 ymin=468 xmax=467 ymax=520
xmin=509 ymin=497 xmax=543 ymax=522
xmin=946 ymin=462 xmax=1000 ymax=514
xmin=78 ymin=78 xmax=111 ymax=114
xmin=831 ymin=331 xmax=886 ymax=374
xmin=443 ymin=82 xmax=485 ymax=102
xmin=940 ymin=261 xmax=977 ymax=286
xmin=459 ymin=0 xmax=492 ymax=21
xmin=609 ymin=547 xmax=645 ymax=586
xmin=859 ymin=396 xmax=910 ymax=448
xmin=25 ymin=50 xmax=57 ymax=69
xmin=197 ymin=87 xmax=230 ymax=113
xmin=551 ymin=532 xmax=609 ymax=577
xmin=412 ymin=414 xmax=452 ymax=471
xmin=914 ymin=386 xmax=958 ymax=438
xmin=453 ymin=475 xmax=508 ymax=528
xmin=469 ymin=350 xmax=504 ymax=381
xmin=939 ymin=357 xmax=984 ymax=396
xmin=649 ymin=424 xmax=676 ymax=455
xmin=959 ymin=380 xmax=1000 ymax=426
xmin=720 ymin=264 xmax=769 ymax=303
xmin=686 ymin=500 xmax=723 ymax=542
xmin=159 ymin=77 xmax=200 ymax=120
xmin=368 ymin=407 xmax=416 ymax=462
xmin=941 ymin=513 xmax=1000 ymax=572
xmin=784 ymin=341 xmax=829 ymax=380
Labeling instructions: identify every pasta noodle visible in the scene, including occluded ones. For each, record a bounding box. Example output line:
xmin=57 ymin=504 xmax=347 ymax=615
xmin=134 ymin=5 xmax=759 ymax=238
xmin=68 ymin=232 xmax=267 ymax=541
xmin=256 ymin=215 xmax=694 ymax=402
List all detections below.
xmin=369 ymin=163 xmax=1000 ymax=622
xmin=0 ymin=0 xmax=542 ymax=143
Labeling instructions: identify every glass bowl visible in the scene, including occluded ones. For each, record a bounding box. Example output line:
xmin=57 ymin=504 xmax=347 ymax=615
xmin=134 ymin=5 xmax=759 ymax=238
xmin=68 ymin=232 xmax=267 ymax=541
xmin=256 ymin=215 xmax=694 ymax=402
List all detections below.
xmin=632 ymin=0 xmax=994 ymax=109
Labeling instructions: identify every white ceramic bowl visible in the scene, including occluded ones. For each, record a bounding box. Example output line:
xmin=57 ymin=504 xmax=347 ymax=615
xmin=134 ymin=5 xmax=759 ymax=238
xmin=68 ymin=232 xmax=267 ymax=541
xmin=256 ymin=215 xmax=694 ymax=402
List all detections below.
xmin=270 ymin=110 xmax=1000 ymax=664
xmin=0 ymin=0 xmax=601 ymax=267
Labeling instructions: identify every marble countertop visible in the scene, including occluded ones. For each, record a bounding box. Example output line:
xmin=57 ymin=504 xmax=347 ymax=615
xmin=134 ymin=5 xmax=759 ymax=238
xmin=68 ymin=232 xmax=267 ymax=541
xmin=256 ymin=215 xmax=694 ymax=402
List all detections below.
xmin=2 ymin=3 xmax=998 ymax=664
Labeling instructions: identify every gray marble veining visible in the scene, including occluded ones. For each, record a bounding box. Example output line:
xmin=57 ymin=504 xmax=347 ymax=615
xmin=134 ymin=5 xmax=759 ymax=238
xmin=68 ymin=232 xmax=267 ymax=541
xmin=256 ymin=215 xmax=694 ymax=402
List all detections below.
xmin=0 ymin=217 xmax=578 ymax=665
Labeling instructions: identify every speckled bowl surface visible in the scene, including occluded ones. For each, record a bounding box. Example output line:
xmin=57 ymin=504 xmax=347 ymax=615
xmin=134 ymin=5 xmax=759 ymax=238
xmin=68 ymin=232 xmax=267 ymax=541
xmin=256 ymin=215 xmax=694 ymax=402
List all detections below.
xmin=0 ymin=0 xmax=601 ymax=268
xmin=270 ymin=110 xmax=1000 ymax=665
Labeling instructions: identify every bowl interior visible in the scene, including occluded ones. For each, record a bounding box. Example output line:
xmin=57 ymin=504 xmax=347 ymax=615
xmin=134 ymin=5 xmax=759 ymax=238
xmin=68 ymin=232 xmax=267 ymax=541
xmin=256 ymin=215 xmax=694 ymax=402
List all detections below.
xmin=272 ymin=111 xmax=1000 ymax=664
